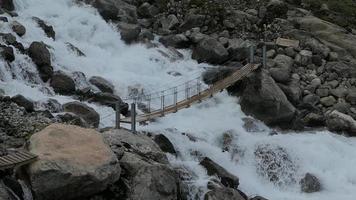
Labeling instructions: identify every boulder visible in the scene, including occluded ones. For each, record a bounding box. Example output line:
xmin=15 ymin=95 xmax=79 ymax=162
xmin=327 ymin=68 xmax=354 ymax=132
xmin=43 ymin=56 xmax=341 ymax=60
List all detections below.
xmin=89 ymin=76 xmax=114 ymax=94
xmin=250 ymin=196 xmax=269 ymax=200
xmin=265 ymin=0 xmax=288 ymax=21
xmin=200 ymin=157 xmax=239 ymax=189
xmin=11 ymin=21 xmax=26 ymax=37
xmin=39 ymin=98 xmax=63 ymax=113
xmin=88 ymin=92 xmax=128 ymax=115
xmin=159 ymin=34 xmax=190 ymax=49
xmin=320 ymin=96 xmax=336 ymax=107
xmin=161 ymin=14 xmax=179 ymax=30
xmin=26 ymin=124 xmax=121 ymax=200
xmin=153 ymin=134 xmax=177 ymax=155
xmin=300 ymin=173 xmax=321 ymax=193
xmin=63 ymin=101 xmax=100 ymax=128
xmin=11 ymin=94 xmax=34 ymax=112
xmin=325 ymin=61 xmax=356 ymax=78
xmin=192 ymin=37 xmax=229 ymax=64
xmin=33 ymin=17 xmax=56 ymax=39
xmin=302 ymin=113 xmax=325 ymax=127
xmin=326 ymin=110 xmax=356 ymax=136
xmin=0 ymin=45 xmax=15 ymax=62
xmin=299 ymin=50 xmax=312 ymax=66
xmin=0 ymin=181 xmax=11 ymax=200
xmin=204 ymin=187 xmax=245 ymax=200
xmin=179 ymin=14 xmax=205 ymax=31
xmin=28 ymin=42 xmax=53 ymax=81
xmin=240 ymin=70 xmax=297 ymax=127
xmin=303 ymin=94 xmax=320 ymax=106
xmin=346 ymin=89 xmax=356 ymax=105
xmin=117 ymin=22 xmax=141 ymax=44
xmin=0 ymin=0 xmax=14 ymax=11
xmin=269 ymin=68 xmax=290 ymax=83
xmin=274 ymin=54 xmax=294 ymax=69
xmin=137 ymin=2 xmax=159 ymax=18
xmin=294 ymin=16 xmax=356 ymax=58
xmin=50 ymin=71 xmax=76 ymax=95
xmin=102 ymin=129 xmax=183 ymax=200
xmin=278 ymin=82 xmax=302 ymax=105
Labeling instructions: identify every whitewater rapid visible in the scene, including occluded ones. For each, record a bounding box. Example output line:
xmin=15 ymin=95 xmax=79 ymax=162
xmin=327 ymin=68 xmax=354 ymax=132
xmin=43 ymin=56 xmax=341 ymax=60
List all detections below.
xmin=1 ymin=0 xmax=356 ymax=199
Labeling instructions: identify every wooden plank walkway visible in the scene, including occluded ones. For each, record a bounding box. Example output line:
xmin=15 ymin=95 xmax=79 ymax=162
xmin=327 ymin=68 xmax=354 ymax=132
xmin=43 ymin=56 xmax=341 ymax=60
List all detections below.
xmin=0 ymin=150 xmax=38 ymax=170
xmin=121 ymin=63 xmax=260 ymax=123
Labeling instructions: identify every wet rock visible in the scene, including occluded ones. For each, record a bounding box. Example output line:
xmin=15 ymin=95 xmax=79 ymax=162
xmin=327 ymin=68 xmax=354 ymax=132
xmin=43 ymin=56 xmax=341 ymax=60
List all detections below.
xmin=11 ymin=21 xmax=26 ymax=37
xmin=242 ymin=117 xmax=263 ymax=132
xmin=63 ymin=101 xmax=100 ymax=128
xmin=26 ymin=124 xmax=121 ymax=200
xmin=89 ymin=76 xmax=114 ymax=94
xmin=153 ymin=134 xmax=177 ymax=155
xmin=0 ymin=0 xmax=14 ymax=11
xmin=138 ymin=29 xmax=154 ymax=41
xmin=50 ymin=71 xmax=76 ymax=95
xmin=0 ymin=45 xmax=14 ymax=62
xmin=38 ymin=98 xmax=63 ymax=113
xmin=240 ymin=70 xmax=296 ymax=128
xmin=204 ymin=187 xmax=245 ymax=200
xmin=66 ymin=42 xmax=85 ymax=56
xmin=0 ymin=16 xmax=8 ymax=22
xmin=88 ymin=92 xmax=128 ymax=115
xmin=254 ymin=144 xmax=297 ymax=185
xmin=300 ymin=173 xmax=321 ymax=193
xmin=326 ymin=110 xmax=356 ymax=136
xmin=200 ymin=157 xmax=239 ymax=189
xmin=250 ymin=196 xmax=269 ymax=200
xmin=56 ymin=112 xmax=88 ymax=128
xmin=11 ymin=94 xmax=34 ymax=112
xmin=28 ymin=42 xmax=53 ymax=82
xmin=33 ymin=17 xmax=56 ymax=39
xmin=159 ymin=34 xmax=190 ymax=49
xmin=192 ymin=37 xmax=229 ymax=64
xmin=117 ymin=22 xmax=141 ymax=44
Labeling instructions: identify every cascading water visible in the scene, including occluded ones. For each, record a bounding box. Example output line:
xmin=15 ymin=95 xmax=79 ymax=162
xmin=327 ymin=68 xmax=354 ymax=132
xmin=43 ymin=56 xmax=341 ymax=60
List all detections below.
xmin=1 ymin=0 xmax=356 ymax=199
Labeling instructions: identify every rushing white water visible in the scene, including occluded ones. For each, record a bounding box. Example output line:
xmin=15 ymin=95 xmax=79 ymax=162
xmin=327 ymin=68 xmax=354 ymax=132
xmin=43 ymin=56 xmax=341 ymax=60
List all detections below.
xmin=1 ymin=0 xmax=356 ymax=199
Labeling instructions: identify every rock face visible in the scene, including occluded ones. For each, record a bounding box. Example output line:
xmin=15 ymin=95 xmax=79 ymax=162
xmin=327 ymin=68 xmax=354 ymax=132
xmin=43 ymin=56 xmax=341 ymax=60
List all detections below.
xmin=0 ymin=0 xmax=14 ymax=11
xmin=28 ymin=42 xmax=53 ymax=82
xmin=117 ymin=22 xmax=141 ymax=44
xmin=192 ymin=37 xmax=229 ymax=64
xmin=102 ymin=129 xmax=183 ymax=200
xmin=26 ymin=124 xmax=121 ymax=200
xmin=89 ymin=76 xmax=115 ymax=94
xmin=153 ymin=134 xmax=177 ymax=155
xmin=11 ymin=21 xmax=26 ymax=37
xmin=200 ymin=157 xmax=239 ymax=189
xmin=63 ymin=101 xmax=100 ymax=128
xmin=240 ymin=70 xmax=296 ymax=127
xmin=50 ymin=71 xmax=76 ymax=95
xmin=300 ymin=173 xmax=321 ymax=193
xmin=33 ymin=17 xmax=56 ymax=39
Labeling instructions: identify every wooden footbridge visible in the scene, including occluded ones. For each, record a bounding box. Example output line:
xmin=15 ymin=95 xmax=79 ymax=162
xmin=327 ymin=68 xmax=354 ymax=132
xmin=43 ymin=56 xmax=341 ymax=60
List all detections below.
xmin=0 ymin=149 xmax=37 ymax=170
xmin=118 ymin=62 xmax=261 ymax=130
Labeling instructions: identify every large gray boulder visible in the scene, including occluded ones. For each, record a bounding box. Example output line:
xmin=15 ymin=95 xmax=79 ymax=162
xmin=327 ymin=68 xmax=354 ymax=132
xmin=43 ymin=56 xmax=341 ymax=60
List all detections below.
xmin=103 ymin=129 xmax=183 ymax=200
xmin=50 ymin=71 xmax=76 ymax=95
xmin=28 ymin=42 xmax=53 ymax=82
xmin=192 ymin=38 xmax=229 ymax=64
xmin=300 ymin=173 xmax=322 ymax=193
xmin=63 ymin=101 xmax=100 ymax=128
xmin=26 ymin=124 xmax=121 ymax=200
xmin=326 ymin=110 xmax=356 ymax=136
xmin=89 ymin=76 xmax=114 ymax=94
xmin=240 ymin=70 xmax=297 ymax=127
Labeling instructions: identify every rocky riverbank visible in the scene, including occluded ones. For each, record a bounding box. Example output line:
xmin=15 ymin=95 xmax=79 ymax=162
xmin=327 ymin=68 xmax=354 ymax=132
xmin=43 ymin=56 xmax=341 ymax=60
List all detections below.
xmin=1 ymin=0 xmax=356 ymax=199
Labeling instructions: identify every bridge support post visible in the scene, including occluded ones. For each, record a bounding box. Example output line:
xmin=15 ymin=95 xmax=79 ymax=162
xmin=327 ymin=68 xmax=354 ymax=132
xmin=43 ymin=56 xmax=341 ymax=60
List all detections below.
xmin=174 ymin=87 xmax=178 ymax=112
xmin=262 ymin=45 xmax=267 ymax=68
xmin=161 ymin=92 xmax=165 ymax=116
xmin=131 ymin=103 xmax=136 ymax=133
xmin=197 ymin=79 xmax=202 ymax=102
xmin=249 ymin=46 xmax=254 ymax=63
xmin=115 ymin=102 xmax=121 ymax=129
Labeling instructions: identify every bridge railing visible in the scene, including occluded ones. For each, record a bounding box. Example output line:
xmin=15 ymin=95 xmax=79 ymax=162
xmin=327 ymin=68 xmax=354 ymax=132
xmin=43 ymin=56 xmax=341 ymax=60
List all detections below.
xmin=113 ymin=44 xmax=267 ymax=132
